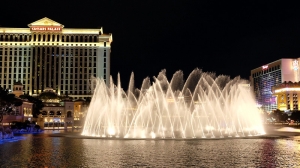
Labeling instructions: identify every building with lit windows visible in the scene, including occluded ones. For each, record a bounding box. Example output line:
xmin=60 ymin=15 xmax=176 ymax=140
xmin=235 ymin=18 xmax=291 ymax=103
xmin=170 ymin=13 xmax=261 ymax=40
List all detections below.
xmin=250 ymin=58 xmax=300 ymax=112
xmin=0 ymin=17 xmax=112 ymax=100
xmin=36 ymin=87 xmax=88 ymax=130
xmin=272 ymin=82 xmax=300 ymax=111
xmin=2 ymin=82 xmax=33 ymax=125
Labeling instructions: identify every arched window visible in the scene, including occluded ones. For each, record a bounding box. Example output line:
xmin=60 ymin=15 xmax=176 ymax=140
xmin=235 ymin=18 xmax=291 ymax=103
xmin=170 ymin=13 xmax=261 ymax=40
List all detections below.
xmin=57 ymin=111 xmax=62 ymax=115
xmin=67 ymin=111 xmax=72 ymax=118
xmin=49 ymin=111 xmax=54 ymax=115
xmin=42 ymin=111 xmax=47 ymax=115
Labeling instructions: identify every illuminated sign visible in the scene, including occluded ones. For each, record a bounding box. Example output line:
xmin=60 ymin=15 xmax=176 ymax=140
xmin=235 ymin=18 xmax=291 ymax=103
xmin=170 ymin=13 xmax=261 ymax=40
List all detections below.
xmin=292 ymin=60 xmax=299 ymax=71
xmin=275 ymin=87 xmax=300 ymax=93
xmin=30 ymin=26 xmax=62 ymax=31
xmin=262 ymin=65 xmax=268 ymax=70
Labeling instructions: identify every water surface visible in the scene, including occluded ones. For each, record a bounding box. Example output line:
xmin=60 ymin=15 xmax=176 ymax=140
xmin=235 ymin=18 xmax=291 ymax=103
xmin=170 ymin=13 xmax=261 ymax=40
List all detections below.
xmin=1 ymin=130 xmax=300 ymax=167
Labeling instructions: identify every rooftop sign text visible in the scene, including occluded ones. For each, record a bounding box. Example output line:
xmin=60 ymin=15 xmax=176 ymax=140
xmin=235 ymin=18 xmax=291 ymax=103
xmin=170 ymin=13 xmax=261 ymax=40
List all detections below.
xmin=30 ymin=26 xmax=62 ymax=31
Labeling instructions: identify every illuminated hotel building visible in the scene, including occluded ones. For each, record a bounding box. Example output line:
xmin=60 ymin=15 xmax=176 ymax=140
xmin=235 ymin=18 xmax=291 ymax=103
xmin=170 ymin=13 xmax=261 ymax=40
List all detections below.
xmin=250 ymin=58 xmax=300 ymax=112
xmin=0 ymin=17 xmax=112 ymax=99
xmin=272 ymin=82 xmax=300 ymax=111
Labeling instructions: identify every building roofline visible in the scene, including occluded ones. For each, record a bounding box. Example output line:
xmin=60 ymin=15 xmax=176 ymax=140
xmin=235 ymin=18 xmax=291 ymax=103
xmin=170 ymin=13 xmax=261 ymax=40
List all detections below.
xmin=250 ymin=58 xmax=300 ymax=72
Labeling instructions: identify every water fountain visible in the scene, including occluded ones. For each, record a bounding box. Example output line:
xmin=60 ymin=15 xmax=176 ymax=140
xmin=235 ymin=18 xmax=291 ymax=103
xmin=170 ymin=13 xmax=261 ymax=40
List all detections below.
xmin=81 ymin=69 xmax=265 ymax=139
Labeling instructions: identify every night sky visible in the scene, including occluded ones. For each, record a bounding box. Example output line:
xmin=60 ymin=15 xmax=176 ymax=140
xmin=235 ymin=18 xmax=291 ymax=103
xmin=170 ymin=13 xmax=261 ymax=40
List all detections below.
xmin=1 ymin=1 xmax=300 ymax=89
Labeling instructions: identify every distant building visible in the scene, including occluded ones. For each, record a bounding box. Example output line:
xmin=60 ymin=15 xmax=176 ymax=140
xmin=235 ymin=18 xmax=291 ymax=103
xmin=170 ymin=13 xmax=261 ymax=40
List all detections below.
xmin=250 ymin=58 xmax=300 ymax=112
xmin=2 ymin=82 xmax=88 ymax=130
xmin=272 ymin=82 xmax=300 ymax=111
xmin=2 ymin=82 xmax=33 ymax=125
xmin=36 ymin=88 xmax=88 ymax=129
xmin=0 ymin=17 xmax=112 ymax=100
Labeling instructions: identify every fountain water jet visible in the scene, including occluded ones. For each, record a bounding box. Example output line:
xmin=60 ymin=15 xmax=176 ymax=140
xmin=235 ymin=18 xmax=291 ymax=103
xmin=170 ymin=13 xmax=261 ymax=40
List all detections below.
xmin=82 ymin=69 xmax=265 ymax=139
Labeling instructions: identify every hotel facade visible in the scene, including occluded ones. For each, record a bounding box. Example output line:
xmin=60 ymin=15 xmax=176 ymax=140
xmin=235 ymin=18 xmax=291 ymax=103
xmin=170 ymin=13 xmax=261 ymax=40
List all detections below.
xmin=0 ymin=17 xmax=112 ymax=99
xmin=250 ymin=58 xmax=300 ymax=112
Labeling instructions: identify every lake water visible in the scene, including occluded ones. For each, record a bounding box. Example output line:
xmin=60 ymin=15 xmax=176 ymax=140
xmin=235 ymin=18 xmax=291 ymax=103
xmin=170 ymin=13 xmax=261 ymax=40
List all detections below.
xmin=1 ymin=127 xmax=300 ymax=167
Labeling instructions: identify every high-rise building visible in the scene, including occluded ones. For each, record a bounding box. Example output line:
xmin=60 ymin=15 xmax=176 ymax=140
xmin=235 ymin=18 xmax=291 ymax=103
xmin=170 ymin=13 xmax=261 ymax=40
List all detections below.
xmin=250 ymin=58 xmax=300 ymax=112
xmin=0 ymin=17 xmax=112 ymax=99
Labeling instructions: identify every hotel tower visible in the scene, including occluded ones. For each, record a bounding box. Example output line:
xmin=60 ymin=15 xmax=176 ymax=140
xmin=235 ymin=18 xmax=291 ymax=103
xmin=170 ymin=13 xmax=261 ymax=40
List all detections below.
xmin=0 ymin=17 xmax=112 ymax=99
xmin=250 ymin=58 xmax=300 ymax=112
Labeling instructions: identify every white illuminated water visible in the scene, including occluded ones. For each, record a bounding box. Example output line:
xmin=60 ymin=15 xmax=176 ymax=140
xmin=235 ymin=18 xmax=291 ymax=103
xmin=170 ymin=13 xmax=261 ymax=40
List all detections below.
xmin=82 ymin=69 xmax=265 ymax=139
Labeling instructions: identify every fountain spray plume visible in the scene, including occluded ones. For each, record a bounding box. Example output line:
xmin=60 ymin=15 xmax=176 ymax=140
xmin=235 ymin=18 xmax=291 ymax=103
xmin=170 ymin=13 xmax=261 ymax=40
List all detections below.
xmin=82 ymin=69 xmax=265 ymax=139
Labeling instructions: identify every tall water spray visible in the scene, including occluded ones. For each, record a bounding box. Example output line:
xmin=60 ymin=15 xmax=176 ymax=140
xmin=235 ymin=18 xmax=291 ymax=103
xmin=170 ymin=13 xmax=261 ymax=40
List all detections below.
xmin=82 ymin=69 xmax=265 ymax=139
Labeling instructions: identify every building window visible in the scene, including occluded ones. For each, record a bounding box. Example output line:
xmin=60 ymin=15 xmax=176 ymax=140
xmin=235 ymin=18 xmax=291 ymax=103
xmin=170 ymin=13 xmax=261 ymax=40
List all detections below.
xmin=67 ymin=111 xmax=72 ymax=118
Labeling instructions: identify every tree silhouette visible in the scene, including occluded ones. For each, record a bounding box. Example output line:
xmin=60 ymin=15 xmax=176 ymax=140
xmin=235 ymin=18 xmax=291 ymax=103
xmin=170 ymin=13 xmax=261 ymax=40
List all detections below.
xmin=291 ymin=111 xmax=300 ymax=122
xmin=0 ymin=87 xmax=23 ymax=122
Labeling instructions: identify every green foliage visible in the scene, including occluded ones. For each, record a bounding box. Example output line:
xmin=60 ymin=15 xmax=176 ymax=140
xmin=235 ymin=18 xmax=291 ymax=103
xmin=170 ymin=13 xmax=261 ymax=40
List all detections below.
xmin=10 ymin=121 xmax=27 ymax=130
xmin=34 ymin=125 xmax=40 ymax=130
xmin=0 ymin=86 xmax=23 ymax=106
xmin=0 ymin=87 xmax=23 ymax=121
xmin=291 ymin=111 xmax=300 ymax=121
xmin=11 ymin=121 xmax=41 ymax=132
xmin=270 ymin=109 xmax=288 ymax=122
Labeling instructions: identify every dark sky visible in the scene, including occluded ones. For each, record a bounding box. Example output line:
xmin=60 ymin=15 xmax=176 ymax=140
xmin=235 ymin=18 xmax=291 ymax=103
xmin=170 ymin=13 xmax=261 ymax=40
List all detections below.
xmin=1 ymin=0 xmax=300 ymax=89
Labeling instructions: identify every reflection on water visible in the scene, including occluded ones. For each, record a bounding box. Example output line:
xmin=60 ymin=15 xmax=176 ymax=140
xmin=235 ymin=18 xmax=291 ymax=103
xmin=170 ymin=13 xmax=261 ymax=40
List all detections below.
xmin=277 ymin=127 xmax=300 ymax=132
xmin=1 ymin=132 xmax=300 ymax=167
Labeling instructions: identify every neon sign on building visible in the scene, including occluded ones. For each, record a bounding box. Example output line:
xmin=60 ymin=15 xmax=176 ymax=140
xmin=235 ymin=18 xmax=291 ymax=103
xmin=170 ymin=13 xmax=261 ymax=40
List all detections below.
xmin=30 ymin=26 xmax=62 ymax=31
xmin=262 ymin=65 xmax=268 ymax=70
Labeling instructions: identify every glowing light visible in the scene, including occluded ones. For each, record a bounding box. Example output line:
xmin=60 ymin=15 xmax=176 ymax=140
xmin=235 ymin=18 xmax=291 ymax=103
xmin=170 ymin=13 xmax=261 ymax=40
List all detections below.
xmin=262 ymin=65 xmax=268 ymax=70
xmin=205 ymin=125 xmax=215 ymax=131
xmin=275 ymin=87 xmax=300 ymax=93
xmin=81 ymin=69 xmax=265 ymax=139
xmin=151 ymin=132 xmax=156 ymax=139
xmin=107 ymin=128 xmax=116 ymax=136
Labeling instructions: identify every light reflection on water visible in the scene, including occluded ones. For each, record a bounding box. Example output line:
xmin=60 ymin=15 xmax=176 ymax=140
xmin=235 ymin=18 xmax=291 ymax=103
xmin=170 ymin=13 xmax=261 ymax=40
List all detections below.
xmin=277 ymin=127 xmax=300 ymax=132
xmin=1 ymin=132 xmax=300 ymax=167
